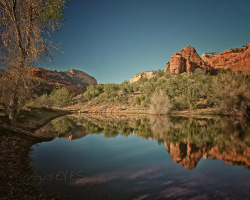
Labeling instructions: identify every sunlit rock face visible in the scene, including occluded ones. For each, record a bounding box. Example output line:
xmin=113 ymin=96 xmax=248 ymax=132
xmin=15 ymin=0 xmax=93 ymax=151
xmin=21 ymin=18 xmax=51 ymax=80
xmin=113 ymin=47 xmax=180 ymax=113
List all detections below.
xmin=169 ymin=53 xmax=186 ymax=74
xmin=202 ymin=44 xmax=250 ymax=75
xmin=166 ymin=46 xmax=212 ymax=74
xmin=129 ymin=71 xmax=157 ymax=83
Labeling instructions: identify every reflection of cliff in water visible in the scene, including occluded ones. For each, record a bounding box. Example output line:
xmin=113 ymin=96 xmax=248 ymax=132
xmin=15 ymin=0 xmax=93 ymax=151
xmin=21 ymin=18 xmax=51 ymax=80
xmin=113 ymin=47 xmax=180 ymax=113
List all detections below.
xmin=80 ymin=115 xmax=250 ymax=170
xmin=37 ymin=114 xmax=250 ymax=169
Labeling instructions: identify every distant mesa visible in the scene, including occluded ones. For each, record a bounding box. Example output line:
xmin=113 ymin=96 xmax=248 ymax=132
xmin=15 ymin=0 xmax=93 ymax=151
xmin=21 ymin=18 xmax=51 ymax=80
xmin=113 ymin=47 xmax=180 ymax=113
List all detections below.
xmin=31 ymin=67 xmax=97 ymax=94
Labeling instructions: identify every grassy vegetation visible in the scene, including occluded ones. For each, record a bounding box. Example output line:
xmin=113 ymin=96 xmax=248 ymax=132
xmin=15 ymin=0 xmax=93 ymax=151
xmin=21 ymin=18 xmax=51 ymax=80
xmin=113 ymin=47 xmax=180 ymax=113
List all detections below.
xmin=0 ymin=107 xmax=68 ymax=131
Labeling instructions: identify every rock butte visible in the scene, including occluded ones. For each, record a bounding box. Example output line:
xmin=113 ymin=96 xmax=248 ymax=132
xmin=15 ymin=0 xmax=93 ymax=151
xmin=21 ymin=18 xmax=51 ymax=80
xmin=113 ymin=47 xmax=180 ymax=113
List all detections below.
xmin=164 ymin=45 xmax=212 ymax=74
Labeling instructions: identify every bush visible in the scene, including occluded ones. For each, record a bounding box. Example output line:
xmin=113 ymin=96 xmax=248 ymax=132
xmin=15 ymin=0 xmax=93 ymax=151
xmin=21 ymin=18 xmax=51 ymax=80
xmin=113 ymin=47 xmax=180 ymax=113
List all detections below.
xmin=50 ymin=88 xmax=73 ymax=108
xmin=84 ymin=84 xmax=104 ymax=101
xmin=212 ymin=71 xmax=250 ymax=116
xmin=148 ymin=91 xmax=172 ymax=115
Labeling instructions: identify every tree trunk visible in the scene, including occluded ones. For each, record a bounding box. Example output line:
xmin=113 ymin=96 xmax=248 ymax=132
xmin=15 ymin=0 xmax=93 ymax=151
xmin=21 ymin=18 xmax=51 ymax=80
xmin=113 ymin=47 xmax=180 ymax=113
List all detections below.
xmin=9 ymin=94 xmax=18 ymax=127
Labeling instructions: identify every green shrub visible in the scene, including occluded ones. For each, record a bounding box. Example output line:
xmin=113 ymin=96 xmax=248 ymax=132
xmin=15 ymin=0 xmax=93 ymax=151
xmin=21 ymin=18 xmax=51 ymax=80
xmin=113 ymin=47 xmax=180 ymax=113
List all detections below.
xmin=50 ymin=87 xmax=73 ymax=108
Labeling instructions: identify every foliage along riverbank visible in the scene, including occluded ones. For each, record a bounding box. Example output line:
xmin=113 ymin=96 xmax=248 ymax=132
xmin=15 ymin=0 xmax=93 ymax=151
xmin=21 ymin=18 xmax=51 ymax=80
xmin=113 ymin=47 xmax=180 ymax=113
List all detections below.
xmin=66 ymin=69 xmax=250 ymax=118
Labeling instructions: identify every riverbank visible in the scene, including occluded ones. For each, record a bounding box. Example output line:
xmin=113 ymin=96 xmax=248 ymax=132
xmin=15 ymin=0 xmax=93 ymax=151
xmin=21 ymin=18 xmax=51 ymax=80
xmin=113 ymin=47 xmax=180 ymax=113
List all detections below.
xmin=0 ymin=127 xmax=55 ymax=200
xmin=0 ymin=108 xmax=69 ymax=199
xmin=65 ymin=102 xmax=225 ymax=118
xmin=0 ymin=107 xmax=69 ymax=135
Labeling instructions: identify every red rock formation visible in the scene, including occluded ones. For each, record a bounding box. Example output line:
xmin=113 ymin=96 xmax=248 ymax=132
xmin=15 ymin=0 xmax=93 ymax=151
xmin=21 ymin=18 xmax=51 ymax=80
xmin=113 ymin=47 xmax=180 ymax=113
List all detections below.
xmin=165 ymin=46 xmax=212 ymax=74
xmin=202 ymin=44 xmax=250 ymax=75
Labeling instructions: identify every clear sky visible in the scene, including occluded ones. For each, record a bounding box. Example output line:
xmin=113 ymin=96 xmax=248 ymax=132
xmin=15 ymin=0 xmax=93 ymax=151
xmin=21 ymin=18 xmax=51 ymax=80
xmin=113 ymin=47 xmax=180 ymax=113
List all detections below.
xmin=45 ymin=0 xmax=250 ymax=84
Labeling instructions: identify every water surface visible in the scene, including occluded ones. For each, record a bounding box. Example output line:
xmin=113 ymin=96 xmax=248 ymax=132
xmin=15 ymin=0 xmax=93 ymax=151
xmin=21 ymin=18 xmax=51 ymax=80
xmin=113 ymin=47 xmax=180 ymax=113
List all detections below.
xmin=32 ymin=115 xmax=250 ymax=199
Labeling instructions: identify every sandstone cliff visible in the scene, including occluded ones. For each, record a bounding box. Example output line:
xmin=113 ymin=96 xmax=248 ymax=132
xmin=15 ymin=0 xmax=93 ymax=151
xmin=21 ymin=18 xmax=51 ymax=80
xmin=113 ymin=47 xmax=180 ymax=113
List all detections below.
xmin=202 ymin=44 xmax=250 ymax=75
xmin=31 ymin=67 xmax=97 ymax=94
xmin=164 ymin=46 xmax=212 ymax=74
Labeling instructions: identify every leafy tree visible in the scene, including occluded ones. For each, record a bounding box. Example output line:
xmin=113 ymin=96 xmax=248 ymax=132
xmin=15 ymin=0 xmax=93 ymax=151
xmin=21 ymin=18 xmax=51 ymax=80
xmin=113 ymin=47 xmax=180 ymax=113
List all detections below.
xmin=0 ymin=0 xmax=68 ymax=126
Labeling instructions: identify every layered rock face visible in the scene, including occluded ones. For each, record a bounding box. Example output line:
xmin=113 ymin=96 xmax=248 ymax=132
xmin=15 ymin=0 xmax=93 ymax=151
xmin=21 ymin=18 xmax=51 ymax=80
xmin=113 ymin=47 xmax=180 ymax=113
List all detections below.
xmin=202 ymin=44 xmax=250 ymax=75
xmin=129 ymin=71 xmax=157 ymax=83
xmin=165 ymin=46 xmax=211 ymax=74
xmin=168 ymin=53 xmax=186 ymax=74
xmin=31 ymin=67 xmax=97 ymax=94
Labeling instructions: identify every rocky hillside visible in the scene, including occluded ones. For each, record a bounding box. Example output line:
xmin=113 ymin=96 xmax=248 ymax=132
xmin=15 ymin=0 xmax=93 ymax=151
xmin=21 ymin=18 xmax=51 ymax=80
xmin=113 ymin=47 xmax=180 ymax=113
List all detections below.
xmin=31 ymin=68 xmax=97 ymax=94
xmin=202 ymin=44 xmax=250 ymax=75
xmin=129 ymin=44 xmax=250 ymax=82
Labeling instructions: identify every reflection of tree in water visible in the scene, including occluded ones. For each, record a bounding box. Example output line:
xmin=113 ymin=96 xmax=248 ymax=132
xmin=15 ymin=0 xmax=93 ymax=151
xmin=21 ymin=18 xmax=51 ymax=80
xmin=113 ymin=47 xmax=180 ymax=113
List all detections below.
xmin=51 ymin=116 xmax=73 ymax=136
xmin=35 ymin=116 xmax=87 ymax=140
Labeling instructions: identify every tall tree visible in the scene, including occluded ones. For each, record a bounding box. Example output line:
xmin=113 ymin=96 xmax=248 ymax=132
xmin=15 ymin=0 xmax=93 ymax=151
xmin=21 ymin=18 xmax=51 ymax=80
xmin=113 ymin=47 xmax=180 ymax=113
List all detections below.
xmin=0 ymin=0 xmax=68 ymax=126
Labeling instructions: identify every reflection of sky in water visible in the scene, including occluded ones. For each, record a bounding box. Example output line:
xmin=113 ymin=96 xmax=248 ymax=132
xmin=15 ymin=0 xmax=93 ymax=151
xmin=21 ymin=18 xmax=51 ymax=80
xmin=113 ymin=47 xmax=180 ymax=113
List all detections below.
xmin=32 ymin=133 xmax=250 ymax=200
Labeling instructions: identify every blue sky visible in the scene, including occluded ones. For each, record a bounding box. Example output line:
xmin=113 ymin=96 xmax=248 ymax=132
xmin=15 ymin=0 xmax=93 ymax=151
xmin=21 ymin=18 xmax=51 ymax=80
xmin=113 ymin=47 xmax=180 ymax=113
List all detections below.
xmin=45 ymin=0 xmax=250 ymax=84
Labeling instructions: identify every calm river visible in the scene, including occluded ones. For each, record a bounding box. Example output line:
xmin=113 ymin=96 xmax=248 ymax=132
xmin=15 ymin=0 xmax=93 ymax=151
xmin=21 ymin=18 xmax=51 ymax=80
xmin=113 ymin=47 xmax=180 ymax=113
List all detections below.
xmin=31 ymin=115 xmax=250 ymax=200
